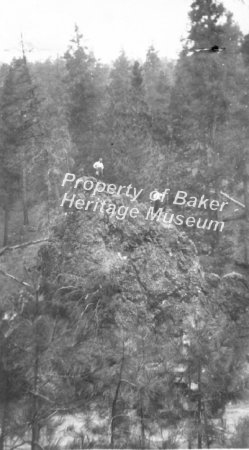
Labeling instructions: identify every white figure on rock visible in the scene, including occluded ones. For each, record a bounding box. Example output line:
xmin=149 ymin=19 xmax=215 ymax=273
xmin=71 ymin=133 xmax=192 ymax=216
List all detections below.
xmin=93 ymin=158 xmax=104 ymax=178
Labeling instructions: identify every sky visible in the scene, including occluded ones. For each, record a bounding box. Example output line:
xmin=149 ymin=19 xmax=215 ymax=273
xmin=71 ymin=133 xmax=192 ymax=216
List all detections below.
xmin=0 ymin=0 xmax=249 ymax=64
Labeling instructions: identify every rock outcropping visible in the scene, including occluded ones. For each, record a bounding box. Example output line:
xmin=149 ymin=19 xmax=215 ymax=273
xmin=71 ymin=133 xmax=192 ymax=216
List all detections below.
xmin=38 ymin=183 xmax=204 ymax=307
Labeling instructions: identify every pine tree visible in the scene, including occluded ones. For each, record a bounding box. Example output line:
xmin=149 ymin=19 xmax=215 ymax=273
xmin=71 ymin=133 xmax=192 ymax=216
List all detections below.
xmin=240 ymin=35 xmax=249 ymax=264
xmin=188 ymin=0 xmax=226 ymax=49
xmin=143 ymin=46 xmax=171 ymax=144
xmin=0 ymin=305 xmax=28 ymax=450
xmin=1 ymin=56 xmax=40 ymax=239
xmin=224 ymin=32 xmax=249 ymax=265
xmin=64 ymin=25 xmax=102 ymax=172
xmin=106 ymin=51 xmax=132 ymax=184
xmin=31 ymin=60 xmax=73 ymax=213
xmin=169 ymin=0 xmax=242 ymax=252
xmin=107 ymin=54 xmax=152 ymax=186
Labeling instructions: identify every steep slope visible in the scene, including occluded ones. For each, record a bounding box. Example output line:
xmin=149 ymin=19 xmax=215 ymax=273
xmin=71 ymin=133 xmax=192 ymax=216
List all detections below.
xmin=1 ymin=179 xmax=249 ymax=448
xmin=38 ymin=179 xmax=204 ymax=307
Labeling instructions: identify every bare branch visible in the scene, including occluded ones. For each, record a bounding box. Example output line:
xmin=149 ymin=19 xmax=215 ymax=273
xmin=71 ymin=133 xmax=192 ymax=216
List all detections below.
xmin=111 ymin=414 xmax=131 ymax=424
xmin=0 ymin=238 xmax=49 ymax=256
xmin=0 ymin=267 xmax=32 ymax=289
xmin=94 ymin=298 xmax=101 ymax=329
xmin=55 ymin=285 xmax=78 ymax=294
xmin=220 ymin=191 xmax=245 ymax=209
xmin=50 ymin=316 xmax=58 ymax=344
xmin=10 ymin=441 xmax=45 ymax=450
xmin=223 ymin=213 xmax=245 ymax=222
xmin=9 ymin=441 xmax=29 ymax=450
xmin=120 ymin=379 xmax=137 ymax=388
xmin=28 ymin=390 xmax=54 ymax=403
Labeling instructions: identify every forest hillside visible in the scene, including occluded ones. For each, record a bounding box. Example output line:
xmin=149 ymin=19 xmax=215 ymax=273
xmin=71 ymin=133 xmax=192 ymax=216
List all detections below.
xmin=1 ymin=0 xmax=249 ymax=448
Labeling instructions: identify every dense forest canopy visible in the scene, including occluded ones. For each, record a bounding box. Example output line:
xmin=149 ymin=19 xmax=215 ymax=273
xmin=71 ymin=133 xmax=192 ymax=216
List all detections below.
xmin=0 ymin=0 xmax=249 ymax=448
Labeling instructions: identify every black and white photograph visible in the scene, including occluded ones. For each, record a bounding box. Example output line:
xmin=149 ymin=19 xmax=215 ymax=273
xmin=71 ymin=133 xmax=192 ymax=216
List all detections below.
xmin=0 ymin=0 xmax=249 ymax=448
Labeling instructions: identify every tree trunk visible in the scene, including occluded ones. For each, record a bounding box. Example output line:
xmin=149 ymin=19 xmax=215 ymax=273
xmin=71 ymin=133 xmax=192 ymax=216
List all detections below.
xmin=187 ymin=373 xmax=193 ymax=449
xmin=110 ymin=348 xmax=125 ymax=449
xmin=45 ymin=147 xmax=50 ymax=224
xmin=209 ymin=118 xmax=220 ymax=253
xmin=110 ymin=380 xmax=122 ymax=449
xmin=203 ymin=403 xmax=210 ymax=449
xmin=21 ymin=153 xmax=29 ymax=225
xmin=31 ymin=289 xmax=40 ymax=450
xmin=3 ymin=206 xmax=9 ymax=247
xmin=0 ymin=378 xmax=8 ymax=450
xmin=31 ymin=423 xmax=40 ymax=450
xmin=243 ymin=160 xmax=249 ymax=264
xmin=197 ymin=362 xmax=202 ymax=449
xmin=139 ymin=390 xmax=146 ymax=449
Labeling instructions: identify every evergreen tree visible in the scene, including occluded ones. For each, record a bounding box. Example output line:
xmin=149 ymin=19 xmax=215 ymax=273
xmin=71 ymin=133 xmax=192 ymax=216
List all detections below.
xmin=0 ymin=304 xmax=28 ymax=450
xmin=1 ymin=56 xmax=40 ymax=239
xmin=169 ymin=0 xmax=242 ymax=253
xmin=30 ymin=58 xmax=76 ymax=214
xmin=107 ymin=54 xmax=152 ymax=186
xmin=64 ymin=25 xmax=103 ymax=172
xmin=143 ymin=46 xmax=171 ymax=144
xmin=188 ymin=0 xmax=226 ymax=50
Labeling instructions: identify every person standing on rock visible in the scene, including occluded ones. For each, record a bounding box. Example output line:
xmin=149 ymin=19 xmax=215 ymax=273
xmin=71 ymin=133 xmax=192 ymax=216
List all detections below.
xmin=93 ymin=158 xmax=104 ymax=178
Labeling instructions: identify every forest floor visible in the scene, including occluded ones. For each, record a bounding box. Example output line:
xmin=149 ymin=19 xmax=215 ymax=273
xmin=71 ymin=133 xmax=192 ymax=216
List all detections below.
xmin=224 ymin=399 xmax=249 ymax=433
